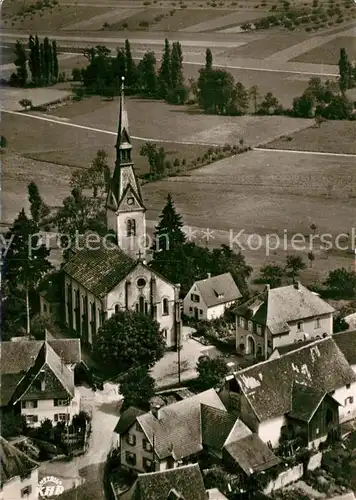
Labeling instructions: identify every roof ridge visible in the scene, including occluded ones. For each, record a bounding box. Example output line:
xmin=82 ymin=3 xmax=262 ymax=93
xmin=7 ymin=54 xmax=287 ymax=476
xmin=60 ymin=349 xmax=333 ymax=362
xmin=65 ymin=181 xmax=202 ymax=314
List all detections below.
xmin=137 ymin=463 xmax=200 ymax=477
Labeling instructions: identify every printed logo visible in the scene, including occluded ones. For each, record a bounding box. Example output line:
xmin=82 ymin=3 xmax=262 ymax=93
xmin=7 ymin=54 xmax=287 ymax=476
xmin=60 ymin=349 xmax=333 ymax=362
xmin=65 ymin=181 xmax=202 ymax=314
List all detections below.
xmin=38 ymin=476 xmax=64 ymax=498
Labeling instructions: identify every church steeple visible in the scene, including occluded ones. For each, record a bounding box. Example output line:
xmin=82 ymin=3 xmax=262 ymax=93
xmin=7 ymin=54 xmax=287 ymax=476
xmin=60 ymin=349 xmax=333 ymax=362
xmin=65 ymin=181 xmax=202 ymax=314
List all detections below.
xmin=106 ymin=76 xmax=146 ymax=259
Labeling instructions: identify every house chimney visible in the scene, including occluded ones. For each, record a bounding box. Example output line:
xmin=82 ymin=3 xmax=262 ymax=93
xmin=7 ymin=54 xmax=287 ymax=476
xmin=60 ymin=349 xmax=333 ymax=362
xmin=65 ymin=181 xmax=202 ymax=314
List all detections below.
xmin=265 ymin=284 xmax=270 ymax=291
xmin=207 ymin=273 xmax=211 ymax=279
xmin=294 ymin=281 xmax=301 ymax=290
xmin=151 ymin=405 xmax=160 ymax=419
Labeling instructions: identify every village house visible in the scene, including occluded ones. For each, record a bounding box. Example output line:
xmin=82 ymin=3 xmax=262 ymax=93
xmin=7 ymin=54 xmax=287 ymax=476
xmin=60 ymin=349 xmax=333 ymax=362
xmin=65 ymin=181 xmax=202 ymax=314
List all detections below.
xmin=183 ymin=273 xmax=242 ymax=320
xmin=62 ymin=79 xmax=182 ymax=350
xmin=117 ymin=463 xmax=208 ymax=500
xmin=0 ymin=339 xmax=81 ymax=427
xmin=234 ymin=282 xmax=335 ymax=359
xmin=220 ymin=337 xmax=356 ymax=449
xmin=0 ymin=436 xmax=39 ymax=500
xmin=113 ymin=389 xmax=280 ymax=478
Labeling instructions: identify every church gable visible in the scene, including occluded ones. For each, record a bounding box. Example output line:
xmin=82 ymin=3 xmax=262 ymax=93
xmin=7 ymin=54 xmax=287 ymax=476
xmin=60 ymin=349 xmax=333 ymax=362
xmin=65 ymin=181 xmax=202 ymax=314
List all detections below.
xmin=117 ymin=184 xmax=145 ymax=212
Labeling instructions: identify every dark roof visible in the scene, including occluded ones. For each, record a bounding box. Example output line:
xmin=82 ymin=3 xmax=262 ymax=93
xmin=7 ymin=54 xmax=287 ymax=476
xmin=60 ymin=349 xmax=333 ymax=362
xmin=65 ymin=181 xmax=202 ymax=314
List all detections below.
xmin=129 ymin=464 xmax=207 ymax=500
xmin=136 ymin=389 xmax=226 ymax=460
xmin=236 ymin=283 xmax=334 ymax=335
xmin=201 ymin=404 xmax=237 ymax=451
xmin=114 ymin=407 xmax=145 ymax=434
xmin=11 ymin=342 xmax=75 ymax=404
xmin=235 ymin=338 xmax=356 ymax=422
xmin=0 ymin=374 xmax=23 ymax=406
xmin=192 ymin=273 xmax=242 ymax=307
xmin=62 ymin=239 xmax=136 ymax=298
xmin=273 ymin=339 xmax=315 ymax=356
xmin=333 ymin=330 xmax=356 ymax=366
xmin=289 ymin=383 xmax=328 ymax=422
xmin=0 ymin=339 xmax=81 ymax=374
xmin=224 ymin=434 xmax=280 ymax=476
xmin=0 ymin=437 xmax=39 ymax=486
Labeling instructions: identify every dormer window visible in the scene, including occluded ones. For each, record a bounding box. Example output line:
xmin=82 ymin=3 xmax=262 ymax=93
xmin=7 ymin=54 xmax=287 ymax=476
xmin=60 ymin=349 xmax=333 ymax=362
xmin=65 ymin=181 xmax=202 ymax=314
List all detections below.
xmin=297 ymin=321 xmax=303 ymax=331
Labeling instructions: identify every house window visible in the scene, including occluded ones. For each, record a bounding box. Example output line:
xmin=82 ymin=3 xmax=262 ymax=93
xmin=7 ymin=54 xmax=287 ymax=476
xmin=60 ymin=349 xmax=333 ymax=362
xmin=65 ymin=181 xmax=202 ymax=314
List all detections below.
xmin=143 ymin=457 xmax=154 ymax=471
xmin=115 ymin=304 xmax=120 ymax=314
xmin=54 ymin=413 xmax=69 ymax=422
xmin=125 ymin=451 xmax=136 ymax=466
xmin=200 ymin=309 xmax=203 ymax=315
xmin=346 ymin=384 xmax=351 ymax=389
xmin=142 ymin=438 xmax=153 ymax=452
xmin=248 ymin=321 xmax=253 ymax=332
xmin=54 ymin=399 xmax=69 ymax=407
xmin=162 ymin=298 xmax=169 ymax=316
xmin=315 ymin=318 xmax=321 ymax=329
xmin=135 ymin=422 xmax=141 ymax=432
xmin=345 ymin=397 xmax=354 ymax=406
xmin=127 ymin=219 xmax=136 ymax=237
xmin=257 ymin=325 xmax=262 ymax=335
xmin=267 ymin=340 xmax=272 ymax=348
xmin=244 ymin=319 xmax=248 ymax=330
xmin=21 ymin=486 xmax=32 ymax=497
xmin=26 ymin=415 xmax=38 ymax=424
xmin=22 ymin=400 xmax=38 ymax=409
xmin=127 ymin=434 xmax=136 ymax=446
xmin=189 ymin=307 xmax=192 ymax=312
xmin=297 ymin=321 xmax=303 ymax=331
xmin=44 ymin=304 xmax=48 ymax=313
xmin=190 ymin=293 xmax=200 ymax=303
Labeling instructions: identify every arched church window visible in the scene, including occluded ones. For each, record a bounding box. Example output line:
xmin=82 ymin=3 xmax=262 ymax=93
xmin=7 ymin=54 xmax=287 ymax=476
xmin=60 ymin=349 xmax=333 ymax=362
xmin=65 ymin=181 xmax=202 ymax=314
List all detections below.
xmin=139 ymin=296 xmax=145 ymax=314
xmin=127 ymin=219 xmax=136 ymax=237
xmin=162 ymin=298 xmax=169 ymax=316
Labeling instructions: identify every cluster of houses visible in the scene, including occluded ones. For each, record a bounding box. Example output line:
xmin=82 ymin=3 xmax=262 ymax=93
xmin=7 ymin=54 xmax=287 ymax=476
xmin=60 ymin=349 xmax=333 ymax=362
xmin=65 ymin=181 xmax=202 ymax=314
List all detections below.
xmin=2 ymin=81 xmax=356 ymax=499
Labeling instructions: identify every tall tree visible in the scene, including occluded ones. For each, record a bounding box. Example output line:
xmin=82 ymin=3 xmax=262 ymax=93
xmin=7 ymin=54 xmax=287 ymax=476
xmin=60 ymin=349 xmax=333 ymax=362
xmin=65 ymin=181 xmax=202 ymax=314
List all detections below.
xmin=137 ymin=51 xmax=157 ymax=96
xmin=249 ymin=85 xmax=259 ymax=114
xmin=28 ymin=182 xmax=50 ymax=226
xmin=153 ymin=193 xmax=186 ymax=252
xmin=119 ymin=366 xmax=156 ymax=411
xmin=43 ymin=37 xmax=51 ymax=85
xmin=13 ymin=40 xmax=27 ymax=87
xmin=70 ymin=149 xmax=110 ymax=198
xmin=52 ymin=40 xmax=59 ymax=82
xmin=196 ymin=355 xmax=228 ymax=391
xmin=259 ymin=263 xmax=284 ymax=288
xmin=230 ymin=81 xmax=249 ymax=115
xmin=171 ymin=41 xmax=183 ymax=88
xmin=34 ymin=36 xmax=41 ymax=85
xmin=338 ymin=47 xmax=352 ymax=92
xmin=94 ymin=311 xmax=166 ymax=375
xmin=158 ymin=39 xmax=171 ymax=99
xmin=197 ymin=68 xmax=235 ymax=114
xmin=285 ymin=255 xmax=306 ymax=283
xmin=205 ymin=48 xmax=213 ymax=71
xmin=3 ymin=209 xmax=52 ymax=334
xmin=125 ymin=39 xmax=136 ymax=89
xmin=39 ymin=41 xmax=45 ymax=86
xmin=324 ymin=267 xmax=356 ymax=298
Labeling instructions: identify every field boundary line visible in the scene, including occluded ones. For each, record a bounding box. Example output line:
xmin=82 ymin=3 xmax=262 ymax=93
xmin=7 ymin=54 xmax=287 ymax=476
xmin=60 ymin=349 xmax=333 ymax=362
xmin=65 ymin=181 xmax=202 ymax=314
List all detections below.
xmin=1 ymin=109 xmax=219 ymax=146
xmin=254 ymin=147 xmax=356 ymax=157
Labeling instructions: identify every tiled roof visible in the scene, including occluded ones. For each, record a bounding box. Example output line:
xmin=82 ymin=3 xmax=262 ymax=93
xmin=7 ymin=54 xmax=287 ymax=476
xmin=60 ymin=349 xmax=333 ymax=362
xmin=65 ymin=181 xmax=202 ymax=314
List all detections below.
xmin=224 ymin=434 xmax=280 ymax=476
xmin=0 ymin=374 xmax=23 ymax=406
xmin=129 ymin=464 xmax=207 ymax=500
xmin=234 ymin=337 xmax=356 ymax=422
xmin=0 ymin=339 xmax=81 ymax=374
xmin=0 ymin=437 xmax=38 ymax=486
xmin=273 ymin=339 xmax=315 ymax=356
xmin=289 ymin=383 xmax=328 ymax=422
xmin=333 ymin=330 xmax=356 ymax=366
xmin=62 ymin=240 xmax=136 ymax=298
xmin=224 ymin=419 xmax=252 ymax=446
xmin=11 ymin=342 xmax=75 ymax=404
xmin=193 ymin=273 xmax=242 ymax=308
xmin=201 ymin=404 xmax=237 ymax=452
xmin=114 ymin=407 xmax=145 ymax=434
xmin=136 ymin=389 xmax=226 ymax=460
xmin=236 ymin=283 xmax=335 ymax=335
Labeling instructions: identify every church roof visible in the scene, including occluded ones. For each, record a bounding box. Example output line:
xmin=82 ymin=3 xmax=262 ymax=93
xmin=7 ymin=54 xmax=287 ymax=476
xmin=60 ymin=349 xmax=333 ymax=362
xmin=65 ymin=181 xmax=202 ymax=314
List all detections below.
xmin=116 ymin=76 xmax=131 ymax=150
xmin=63 ymin=241 xmax=136 ymax=298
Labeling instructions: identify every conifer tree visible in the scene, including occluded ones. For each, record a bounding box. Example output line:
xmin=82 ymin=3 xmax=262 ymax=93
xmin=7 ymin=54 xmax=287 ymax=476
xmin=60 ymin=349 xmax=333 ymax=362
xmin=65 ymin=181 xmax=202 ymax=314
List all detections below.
xmin=28 ymin=182 xmax=50 ymax=226
xmin=13 ymin=40 xmax=27 ymax=87
xmin=3 ymin=209 xmax=52 ymax=334
xmin=171 ymin=41 xmax=184 ymax=89
xmin=28 ymin=35 xmax=36 ymax=84
xmin=125 ymin=39 xmax=136 ymax=89
xmin=339 ymin=47 xmax=352 ymax=92
xmin=52 ymin=40 xmax=59 ymax=82
xmin=43 ymin=37 xmax=51 ymax=85
xmin=205 ymin=48 xmax=213 ymax=71
xmin=137 ymin=51 xmax=157 ymax=96
xmin=153 ymin=193 xmax=186 ymax=252
xmin=34 ymin=36 xmax=41 ymax=85
xmin=39 ymin=40 xmax=45 ymax=86
xmin=158 ymin=39 xmax=171 ymax=99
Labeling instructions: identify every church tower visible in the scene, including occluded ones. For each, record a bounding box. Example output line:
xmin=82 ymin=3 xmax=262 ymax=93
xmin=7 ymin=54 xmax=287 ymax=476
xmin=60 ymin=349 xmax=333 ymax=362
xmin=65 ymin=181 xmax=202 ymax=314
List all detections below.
xmin=106 ymin=77 xmax=146 ymax=259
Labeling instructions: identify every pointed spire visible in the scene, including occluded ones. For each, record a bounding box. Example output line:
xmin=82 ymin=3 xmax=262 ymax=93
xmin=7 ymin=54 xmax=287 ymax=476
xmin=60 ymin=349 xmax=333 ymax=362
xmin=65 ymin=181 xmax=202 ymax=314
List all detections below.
xmin=116 ymin=76 xmax=131 ymax=153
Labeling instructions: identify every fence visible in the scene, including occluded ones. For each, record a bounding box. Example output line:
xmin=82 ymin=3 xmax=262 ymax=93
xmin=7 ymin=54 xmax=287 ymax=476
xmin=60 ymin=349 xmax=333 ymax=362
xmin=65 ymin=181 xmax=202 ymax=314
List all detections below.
xmin=263 ymin=464 xmax=304 ymax=494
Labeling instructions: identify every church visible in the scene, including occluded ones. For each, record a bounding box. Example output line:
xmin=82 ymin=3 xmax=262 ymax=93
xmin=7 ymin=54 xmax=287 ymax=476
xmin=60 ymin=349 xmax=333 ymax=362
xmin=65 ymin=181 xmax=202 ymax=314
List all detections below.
xmin=62 ymin=79 xmax=182 ymax=349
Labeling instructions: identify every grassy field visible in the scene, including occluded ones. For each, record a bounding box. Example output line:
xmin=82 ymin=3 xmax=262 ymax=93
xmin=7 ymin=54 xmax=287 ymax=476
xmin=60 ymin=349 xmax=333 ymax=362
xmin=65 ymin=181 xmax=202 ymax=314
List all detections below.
xmin=263 ymin=121 xmax=356 ymax=155
xmin=292 ymin=36 xmax=356 ymax=65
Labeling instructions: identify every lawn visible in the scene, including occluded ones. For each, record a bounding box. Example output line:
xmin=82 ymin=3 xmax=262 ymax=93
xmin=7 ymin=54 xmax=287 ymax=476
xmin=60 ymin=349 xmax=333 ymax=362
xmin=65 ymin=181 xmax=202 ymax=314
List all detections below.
xmin=263 ymin=121 xmax=356 ymax=155
xmin=292 ymin=36 xmax=356 ymax=65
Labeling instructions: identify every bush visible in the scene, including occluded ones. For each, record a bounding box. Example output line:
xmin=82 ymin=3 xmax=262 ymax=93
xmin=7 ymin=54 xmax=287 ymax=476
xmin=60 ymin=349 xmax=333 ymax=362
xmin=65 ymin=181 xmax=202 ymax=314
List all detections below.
xmin=173 ymin=158 xmax=180 ymax=167
xmin=19 ymin=98 xmax=33 ymax=110
xmin=0 ymin=135 xmax=8 ymax=148
xmin=71 ymin=68 xmax=82 ymax=81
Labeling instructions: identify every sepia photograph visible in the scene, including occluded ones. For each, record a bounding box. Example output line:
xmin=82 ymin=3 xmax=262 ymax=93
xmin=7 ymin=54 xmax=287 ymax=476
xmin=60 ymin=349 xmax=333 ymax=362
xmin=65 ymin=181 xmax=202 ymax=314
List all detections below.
xmin=0 ymin=0 xmax=355 ymax=498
